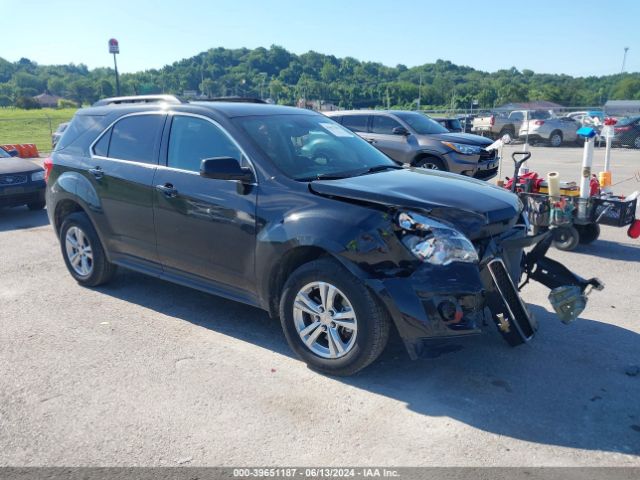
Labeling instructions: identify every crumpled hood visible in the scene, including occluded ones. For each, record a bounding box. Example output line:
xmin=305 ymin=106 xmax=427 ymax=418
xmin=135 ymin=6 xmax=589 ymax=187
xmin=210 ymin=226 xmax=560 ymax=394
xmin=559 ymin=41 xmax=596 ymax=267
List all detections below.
xmin=416 ymin=132 xmax=494 ymax=146
xmin=0 ymin=157 xmax=43 ymax=175
xmin=310 ymin=168 xmax=521 ymax=235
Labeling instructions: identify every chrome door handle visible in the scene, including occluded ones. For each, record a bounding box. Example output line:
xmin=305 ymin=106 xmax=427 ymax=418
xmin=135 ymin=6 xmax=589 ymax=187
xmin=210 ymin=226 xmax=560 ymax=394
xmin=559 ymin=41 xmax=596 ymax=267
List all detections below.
xmin=88 ymin=167 xmax=104 ymax=179
xmin=155 ymin=183 xmax=178 ymax=198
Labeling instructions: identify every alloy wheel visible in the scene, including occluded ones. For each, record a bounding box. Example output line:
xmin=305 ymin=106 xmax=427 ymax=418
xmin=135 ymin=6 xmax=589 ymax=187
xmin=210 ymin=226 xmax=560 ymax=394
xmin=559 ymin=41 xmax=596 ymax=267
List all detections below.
xmin=293 ymin=281 xmax=358 ymax=359
xmin=65 ymin=226 xmax=94 ymax=277
xmin=550 ymin=133 xmax=562 ymax=147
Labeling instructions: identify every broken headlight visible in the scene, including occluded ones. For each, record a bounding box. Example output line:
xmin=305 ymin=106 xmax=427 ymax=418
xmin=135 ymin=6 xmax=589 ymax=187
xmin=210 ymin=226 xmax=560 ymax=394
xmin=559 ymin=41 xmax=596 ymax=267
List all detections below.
xmin=396 ymin=211 xmax=479 ymax=266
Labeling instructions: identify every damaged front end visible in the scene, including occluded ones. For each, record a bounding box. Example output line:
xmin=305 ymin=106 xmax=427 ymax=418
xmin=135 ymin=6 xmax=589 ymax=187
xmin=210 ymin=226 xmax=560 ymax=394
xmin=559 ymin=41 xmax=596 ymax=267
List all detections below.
xmin=369 ymin=210 xmax=604 ymax=359
xmin=478 ymin=225 xmax=604 ymax=346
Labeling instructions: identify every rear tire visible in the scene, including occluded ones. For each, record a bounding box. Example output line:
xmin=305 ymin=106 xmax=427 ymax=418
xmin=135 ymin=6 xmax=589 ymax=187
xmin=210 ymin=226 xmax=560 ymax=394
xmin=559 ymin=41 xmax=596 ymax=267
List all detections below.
xmin=499 ymin=129 xmax=514 ymax=143
xmin=549 ymin=131 xmax=563 ymax=147
xmin=279 ymin=258 xmax=390 ymax=376
xmin=576 ymin=223 xmax=601 ymax=244
xmin=414 ymin=156 xmax=446 ymax=171
xmin=552 ymin=225 xmax=580 ymax=251
xmin=60 ymin=212 xmax=116 ymax=287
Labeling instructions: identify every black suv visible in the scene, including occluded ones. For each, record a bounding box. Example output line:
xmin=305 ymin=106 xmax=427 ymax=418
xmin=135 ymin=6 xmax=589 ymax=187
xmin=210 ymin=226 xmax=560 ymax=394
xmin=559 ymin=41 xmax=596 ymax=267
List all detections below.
xmin=47 ymin=95 xmax=600 ymax=375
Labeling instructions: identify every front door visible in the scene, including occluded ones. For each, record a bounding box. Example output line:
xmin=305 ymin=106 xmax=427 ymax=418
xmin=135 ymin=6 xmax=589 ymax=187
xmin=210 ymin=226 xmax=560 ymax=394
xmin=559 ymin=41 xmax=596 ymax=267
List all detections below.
xmin=366 ymin=114 xmax=414 ymax=163
xmin=153 ymin=114 xmax=257 ymax=294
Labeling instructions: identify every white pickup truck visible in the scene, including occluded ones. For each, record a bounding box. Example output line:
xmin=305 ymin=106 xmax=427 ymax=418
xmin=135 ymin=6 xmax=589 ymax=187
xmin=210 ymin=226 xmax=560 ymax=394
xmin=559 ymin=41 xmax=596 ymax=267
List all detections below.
xmin=472 ymin=110 xmax=552 ymax=141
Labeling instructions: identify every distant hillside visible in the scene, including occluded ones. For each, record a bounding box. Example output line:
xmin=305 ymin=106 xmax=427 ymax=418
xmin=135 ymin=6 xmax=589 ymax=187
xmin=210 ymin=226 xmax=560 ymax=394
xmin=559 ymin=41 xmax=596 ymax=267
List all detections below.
xmin=1 ymin=45 xmax=639 ymax=109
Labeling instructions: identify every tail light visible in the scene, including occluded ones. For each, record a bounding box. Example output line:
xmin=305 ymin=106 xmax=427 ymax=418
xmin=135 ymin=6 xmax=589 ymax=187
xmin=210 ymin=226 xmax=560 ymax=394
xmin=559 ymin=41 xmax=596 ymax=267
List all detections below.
xmin=43 ymin=156 xmax=53 ymax=182
xmin=615 ymin=126 xmax=631 ymax=132
xmin=490 ymin=115 xmax=495 ymax=127
xmin=534 ymin=120 xmax=545 ymax=126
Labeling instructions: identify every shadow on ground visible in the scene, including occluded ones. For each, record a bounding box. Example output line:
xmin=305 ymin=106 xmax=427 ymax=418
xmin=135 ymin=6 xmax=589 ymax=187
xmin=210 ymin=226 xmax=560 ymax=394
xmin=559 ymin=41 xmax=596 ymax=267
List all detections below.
xmin=0 ymin=206 xmax=49 ymax=232
xmin=97 ymin=269 xmax=640 ymax=457
xmin=572 ymin=239 xmax=640 ymax=262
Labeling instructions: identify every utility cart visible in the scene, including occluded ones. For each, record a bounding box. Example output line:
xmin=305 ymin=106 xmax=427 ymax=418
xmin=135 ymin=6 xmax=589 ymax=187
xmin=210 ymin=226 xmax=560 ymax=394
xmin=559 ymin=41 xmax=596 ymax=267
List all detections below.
xmin=506 ymin=151 xmax=639 ymax=251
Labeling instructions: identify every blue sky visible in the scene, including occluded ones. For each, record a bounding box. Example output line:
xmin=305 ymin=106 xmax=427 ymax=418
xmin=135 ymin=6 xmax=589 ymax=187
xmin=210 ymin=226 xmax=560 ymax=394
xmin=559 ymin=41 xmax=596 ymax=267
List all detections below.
xmin=2 ymin=0 xmax=638 ymax=76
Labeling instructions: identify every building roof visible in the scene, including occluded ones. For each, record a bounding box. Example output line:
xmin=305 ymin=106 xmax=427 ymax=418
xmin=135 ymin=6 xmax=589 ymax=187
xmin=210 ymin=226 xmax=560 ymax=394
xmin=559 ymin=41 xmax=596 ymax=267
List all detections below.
xmin=496 ymin=101 xmax=564 ymax=111
xmin=34 ymin=93 xmax=63 ymax=106
xmin=604 ymin=100 xmax=640 ymax=116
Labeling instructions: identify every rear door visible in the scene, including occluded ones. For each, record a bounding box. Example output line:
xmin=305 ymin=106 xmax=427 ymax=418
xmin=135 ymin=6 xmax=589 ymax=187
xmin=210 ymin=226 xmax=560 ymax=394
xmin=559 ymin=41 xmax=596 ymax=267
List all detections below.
xmin=367 ymin=114 xmax=414 ymax=163
xmin=89 ymin=112 xmax=166 ymax=266
xmin=152 ymin=113 xmax=257 ymax=293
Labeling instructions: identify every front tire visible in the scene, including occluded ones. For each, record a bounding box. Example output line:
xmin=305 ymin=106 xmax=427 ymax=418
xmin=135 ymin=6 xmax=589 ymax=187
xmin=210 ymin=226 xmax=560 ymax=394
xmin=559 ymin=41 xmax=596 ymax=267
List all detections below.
xmin=60 ymin=212 xmax=116 ymax=287
xmin=552 ymin=225 xmax=580 ymax=251
xmin=414 ymin=156 xmax=446 ymax=171
xmin=279 ymin=258 xmax=390 ymax=376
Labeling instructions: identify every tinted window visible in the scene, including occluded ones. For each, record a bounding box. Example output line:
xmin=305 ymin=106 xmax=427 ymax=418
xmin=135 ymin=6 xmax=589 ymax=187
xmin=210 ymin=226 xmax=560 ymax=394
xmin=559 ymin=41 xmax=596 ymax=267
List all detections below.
xmin=394 ymin=112 xmax=448 ymax=135
xmin=93 ymin=129 xmax=111 ymax=156
xmin=56 ymin=115 xmax=106 ymax=151
xmin=168 ymin=116 xmax=242 ymax=172
xmin=0 ymin=148 xmax=10 ymax=158
xmin=342 ymin=115 xmax=369 ymax=133
xmin=108 ymin=115 xmax=164 ymax=163
xmin=371 ymin=115 xmax=402 ymax=135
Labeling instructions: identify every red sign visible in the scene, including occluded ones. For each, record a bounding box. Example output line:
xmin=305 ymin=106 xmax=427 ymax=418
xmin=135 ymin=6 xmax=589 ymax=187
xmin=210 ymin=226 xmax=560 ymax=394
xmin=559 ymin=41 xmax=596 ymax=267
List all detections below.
xmin=108 ymin=38 xmax=119 ymax=54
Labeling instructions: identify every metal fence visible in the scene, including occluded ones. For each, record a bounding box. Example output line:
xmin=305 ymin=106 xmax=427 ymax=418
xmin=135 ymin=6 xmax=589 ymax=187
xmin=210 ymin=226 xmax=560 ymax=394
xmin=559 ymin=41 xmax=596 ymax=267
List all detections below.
xmin=0 ymin=114 xmax=73 ymax=156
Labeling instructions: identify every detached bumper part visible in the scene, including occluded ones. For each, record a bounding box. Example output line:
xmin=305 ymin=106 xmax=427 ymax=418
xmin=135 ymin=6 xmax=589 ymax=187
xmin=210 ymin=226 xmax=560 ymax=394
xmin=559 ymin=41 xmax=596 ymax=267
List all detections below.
xmin=522 ymin=233 xmax=604 ymax=324
xmin=481 ymin=259 xmax=537 ymax=346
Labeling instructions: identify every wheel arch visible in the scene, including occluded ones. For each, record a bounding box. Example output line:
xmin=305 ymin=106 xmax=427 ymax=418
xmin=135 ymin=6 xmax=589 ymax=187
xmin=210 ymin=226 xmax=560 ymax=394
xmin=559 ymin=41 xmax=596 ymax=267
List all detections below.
xmin=412 ymin=152 xmax=448 ymax=170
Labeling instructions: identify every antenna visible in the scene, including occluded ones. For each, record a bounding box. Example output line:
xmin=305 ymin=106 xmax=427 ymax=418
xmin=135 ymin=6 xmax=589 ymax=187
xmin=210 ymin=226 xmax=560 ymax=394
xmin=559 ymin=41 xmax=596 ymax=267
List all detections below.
xmin=621 ymin=47 xmax=630 ymax=73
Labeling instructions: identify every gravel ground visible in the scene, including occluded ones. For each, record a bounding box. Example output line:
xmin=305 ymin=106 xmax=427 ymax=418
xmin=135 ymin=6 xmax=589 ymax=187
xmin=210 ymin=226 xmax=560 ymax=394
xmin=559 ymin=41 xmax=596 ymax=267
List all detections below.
xmin=1 ymin=146 xmax=639 ymax=466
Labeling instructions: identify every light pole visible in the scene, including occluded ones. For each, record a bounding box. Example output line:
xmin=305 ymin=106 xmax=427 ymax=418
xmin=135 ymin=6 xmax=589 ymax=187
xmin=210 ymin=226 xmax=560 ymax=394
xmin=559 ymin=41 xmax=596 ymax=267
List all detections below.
xmin=108 ymin=38 xmax=121 ymax=96
xmin=621 ymin=47 xmax=630 ymax=73
xmin=417 ymin=72 xmax=422 ymax=110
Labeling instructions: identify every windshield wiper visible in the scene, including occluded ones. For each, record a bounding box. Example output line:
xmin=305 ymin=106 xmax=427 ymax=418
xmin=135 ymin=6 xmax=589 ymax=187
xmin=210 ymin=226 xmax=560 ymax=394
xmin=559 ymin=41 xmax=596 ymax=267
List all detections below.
xmin=300 ymin=165 xmax=403 ymax=182
xmin=357 ymin=164 xmax=404 ymax=175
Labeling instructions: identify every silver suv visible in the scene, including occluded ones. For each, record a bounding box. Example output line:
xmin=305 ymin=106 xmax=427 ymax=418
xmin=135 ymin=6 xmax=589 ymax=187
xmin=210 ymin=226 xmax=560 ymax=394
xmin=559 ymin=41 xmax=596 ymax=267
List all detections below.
xmin=325 ymin=110 xmax=499 ymax=180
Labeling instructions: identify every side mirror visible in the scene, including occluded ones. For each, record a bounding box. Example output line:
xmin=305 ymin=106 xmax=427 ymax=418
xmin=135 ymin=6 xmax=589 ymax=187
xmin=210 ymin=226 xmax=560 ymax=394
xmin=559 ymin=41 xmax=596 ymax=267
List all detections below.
xmin=7 ymin=149 xmax=19 ymax=157
xmin=392 ymin=126 xmax=409 ymax=136
xmin=200 ymin=157 xmax=253 ymax=182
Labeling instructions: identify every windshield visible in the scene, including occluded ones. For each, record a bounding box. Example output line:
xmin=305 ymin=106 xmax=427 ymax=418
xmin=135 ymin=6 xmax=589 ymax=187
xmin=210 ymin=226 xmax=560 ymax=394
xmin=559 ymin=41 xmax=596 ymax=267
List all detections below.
xmin=0 ymin=148 xmax=10 ymax=158
xmin=394 ymin=112 xmax=448 ymax=135
xmin=234 ymin=114 xmax=398 ymax=181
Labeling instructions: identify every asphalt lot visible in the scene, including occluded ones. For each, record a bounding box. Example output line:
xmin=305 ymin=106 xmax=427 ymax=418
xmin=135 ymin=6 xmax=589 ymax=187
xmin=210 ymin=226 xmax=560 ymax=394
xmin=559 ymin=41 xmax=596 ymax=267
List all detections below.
xmin=1 ymin=146 xmax=639 ymax=466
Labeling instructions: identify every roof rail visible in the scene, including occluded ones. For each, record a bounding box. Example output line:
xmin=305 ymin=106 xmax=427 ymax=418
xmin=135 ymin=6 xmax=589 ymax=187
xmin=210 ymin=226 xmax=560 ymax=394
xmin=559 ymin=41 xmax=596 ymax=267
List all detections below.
xmin=194 ymin=96 xmax=267 ymax=104
xmin=93 ymin=95 xmax=184 ymax=106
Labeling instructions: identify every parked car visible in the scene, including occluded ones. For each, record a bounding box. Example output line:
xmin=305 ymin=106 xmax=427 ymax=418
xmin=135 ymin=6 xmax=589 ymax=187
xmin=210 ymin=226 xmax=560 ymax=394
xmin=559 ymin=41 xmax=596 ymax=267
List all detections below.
xmin=565 ymin=110 xmax=604 ymax=125
xmin=612 ymin=116 xmax=640 ymax=149
xmin=0 ymin=146 xmax=46 ymax=210
xmin=52 ymin=122 xmax=69 ymax=149
xmin=518 ymin=116 xmax=580 ymax=147
xmin=325 ymin=110 xmax=499 ymax=180
xmin=46 ymin=95 xmax=600 ymax=375
xmin=456 ymin=114 xmax=476 ymax=133
xmin=432 ymin=117 xmax=463 ymax=132
xmin=472 ymin=110 xmax=552 ymax=141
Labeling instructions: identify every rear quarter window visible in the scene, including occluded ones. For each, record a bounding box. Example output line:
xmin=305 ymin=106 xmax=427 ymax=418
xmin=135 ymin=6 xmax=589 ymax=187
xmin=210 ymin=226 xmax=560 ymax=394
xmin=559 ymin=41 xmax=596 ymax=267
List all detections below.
xmin=55 ymin=115 xmax=108 ymax=152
